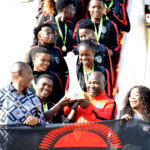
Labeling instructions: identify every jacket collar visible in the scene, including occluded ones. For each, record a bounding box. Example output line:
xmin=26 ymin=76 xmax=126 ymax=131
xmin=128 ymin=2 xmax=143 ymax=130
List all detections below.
xmin=8 ymin=82 xmax=27 ymax=95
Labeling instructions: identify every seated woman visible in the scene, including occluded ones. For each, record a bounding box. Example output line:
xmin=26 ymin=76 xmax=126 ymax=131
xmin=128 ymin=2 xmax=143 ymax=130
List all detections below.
xmin=120 ymin=85 xmax=150 ymax=121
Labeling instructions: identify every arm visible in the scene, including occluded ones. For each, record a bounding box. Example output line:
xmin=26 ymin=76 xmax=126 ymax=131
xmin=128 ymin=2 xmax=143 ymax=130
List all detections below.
xmin=104 ymin=46 xmax=114 ymax=84
xmin=109 ymin=21 xmax=120 ymax=55
xmin=63 ymin=102 xmax=78 ymax=123
xmin=121 ymin=114 xmax=132 ymax=120
xmin=79 ymin=99 xmax=117 ymax=121
xmin=24 ymin=95 xmax=46 ymax=125
xmin=106 ymin=3 xmax=130 ymax=32
xmin=44 ymin=97 xmax=71 ymax=121
xmin=24 ymin=116 xmax=39 ymax=126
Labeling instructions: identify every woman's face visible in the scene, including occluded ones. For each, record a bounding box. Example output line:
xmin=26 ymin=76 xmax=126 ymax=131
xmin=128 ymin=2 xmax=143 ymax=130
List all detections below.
xmin=36 ymin=77 xmax=53 ymax=100
xmin=129 ymin=88 xmax=141 ymax=110
xmin=89 ymin=0 xmax=104 ymax=21
xmin=39 ymin=26 xmax=54 ymax=45
xmin=79 ymin=45 xmax=95 ymax=66
xmin=33 ymin=53 xmax=50 ymax=72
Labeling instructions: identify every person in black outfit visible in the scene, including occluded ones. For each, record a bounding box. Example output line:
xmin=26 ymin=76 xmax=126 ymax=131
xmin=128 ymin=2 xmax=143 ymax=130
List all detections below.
xmin=25 ymin=23 xmax=68 ymax=89
xmin=73 ymin=19 xmax=114 ymax=89
xmin=103 ymin=0 xmax=130 ymax=34
xmin=47 ymin=0 xmax=75 ymax=56
xmin=34 ymin=74 xmax=74 ymax=123
xmin=66 ymin=40 xmax=112 ymax=97
xmin=36 ymin=0 xmax=57 ymax=27
xmin=28 ymin=47 xmax=64 ymax=104
xmin=73 ymin=0 xmax=120 ymax=57
xmin=74 ymin=0 xmax=90 ymax=22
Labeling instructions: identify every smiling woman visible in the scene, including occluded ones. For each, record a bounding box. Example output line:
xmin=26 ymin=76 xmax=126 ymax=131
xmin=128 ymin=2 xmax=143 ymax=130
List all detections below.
xmin=120 ymin=85 xmax=150 ymax=121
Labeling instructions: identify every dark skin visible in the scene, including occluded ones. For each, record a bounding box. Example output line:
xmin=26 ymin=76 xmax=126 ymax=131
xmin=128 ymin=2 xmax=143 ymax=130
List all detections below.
xmin=35 ymin=75 xmax=74 ymax=122
xmin=44 ymin=96 xmax=72 ymax=121
xmin=11 ymin=63 xmax=39 ymax=126
xmin=38 ymin=26 xmax=54 ymax=46
xmin=89 ymin=0 xmax=113 ymax=56
xmin=55 ymin=4 xmax=74 ymax=23
xmin=103 ymin=0 xmax=112 ymax=15
xmin=78 ymin=71 xmax=106 ymax=108
xmin=36 ymin=77 xmax=53 ymax=104
xmin=66 ymin=71 xmax=106 ymax=121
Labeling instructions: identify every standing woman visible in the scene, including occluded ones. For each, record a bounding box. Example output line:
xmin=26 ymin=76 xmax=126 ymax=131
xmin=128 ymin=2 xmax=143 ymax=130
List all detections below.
xmin=121 ymin=85 xmax=150 ymax=121
xmin=76 ymin=40 xmax=112 ymax=97
xmin=36 ymin=0 xmax=57 ymax=27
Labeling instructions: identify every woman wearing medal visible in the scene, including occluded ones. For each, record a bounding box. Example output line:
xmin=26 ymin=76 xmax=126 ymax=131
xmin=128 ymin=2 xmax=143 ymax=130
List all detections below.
xmin=73 ymin=0 xmax=120 ymax=57
xmin=48 ymin=0 xmax=75 ymax=56
xmin=88 ymin=0 xmax=120 ymax=57
xmin=35 ymin=74 xmax=74 ymax=123
xmin=76 ymin=40 xmax=112 ymax=98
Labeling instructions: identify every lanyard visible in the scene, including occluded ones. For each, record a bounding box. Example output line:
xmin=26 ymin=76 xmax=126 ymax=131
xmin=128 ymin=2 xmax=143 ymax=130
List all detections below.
xmin=32 ymin=80 xmax=48 ymax=112
xmin=32 ymin=80 xmax=37 ymax=92
xmin=83 ymin=64 xmax=95 ymax=86
xmin=43 ymin=103 xmax=48 ymax=112
xmin=92 ymin=17 xmax=103 ymax=42
xmin=104 ymin=0 xmax=114 ymax=20
xmin=55 ymin=17 xmax=67 ymax=46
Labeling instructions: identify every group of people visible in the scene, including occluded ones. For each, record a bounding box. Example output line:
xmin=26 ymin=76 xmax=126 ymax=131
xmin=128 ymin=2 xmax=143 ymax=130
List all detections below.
xmin=0 ymin=0 xmax=150 ymax=126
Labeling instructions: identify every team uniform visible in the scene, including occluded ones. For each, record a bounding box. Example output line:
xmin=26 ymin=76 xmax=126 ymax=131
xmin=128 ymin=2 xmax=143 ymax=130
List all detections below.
xmin=74 ymin=0 xmax=90 ymax=22
xmin=49 ymin=18 xmax=74 ymax=56
xmin=73 ymin=43 xmax=114 ymax=85
xmin=26 ymin=45 xmax=68 ymax=89
xmin=29 ymin=71 xmax=64 ymax=105
xmin=76 ymin=59 xmax=112 ymax=97
xmin=104 ymin=0 xmax=130 ymax=33
xmin=73 ymin=19 xmax=120 ymax=55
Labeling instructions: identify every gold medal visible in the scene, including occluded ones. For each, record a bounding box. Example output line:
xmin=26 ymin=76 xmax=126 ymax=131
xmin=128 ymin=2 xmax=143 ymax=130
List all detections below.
xmin=62 ymin=45 xmax=67 ymax=51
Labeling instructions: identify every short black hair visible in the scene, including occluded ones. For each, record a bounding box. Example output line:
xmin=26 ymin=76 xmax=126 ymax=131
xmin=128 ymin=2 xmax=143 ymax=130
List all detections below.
xmin=32 ymin=47 xmax=50 ymax=58
xmin=36 ymin=74 xmax=53 ymax=84
xmin=78 ymin=40 xmax=96 ymax=52
xmin=78 ymin=19 xmax=95 ymax=31
xmin=56 ymin=0 xmax=74 ymax=11
xmin=33 ymin=23 xmax=53 ymax=40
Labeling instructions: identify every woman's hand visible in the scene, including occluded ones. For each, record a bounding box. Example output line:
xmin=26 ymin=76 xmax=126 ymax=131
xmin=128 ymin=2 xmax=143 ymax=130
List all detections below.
xmin=121 ymin=114 xmax=132 ymax=120
xmin=24 ymin=116 xmax=39 ymax=126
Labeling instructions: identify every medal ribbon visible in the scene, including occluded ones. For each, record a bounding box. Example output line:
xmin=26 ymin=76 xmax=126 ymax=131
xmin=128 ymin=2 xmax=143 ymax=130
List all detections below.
xmin=43 ymin=103 xmax=48 ymax=112
xmin=83 ymin=64 xmax=95 ymax=86
xmin=55 ymin=18 xmax=67 ymax=47
xmin=104 ymin=0 xmax=114 ymax=20
xmin=92 ymin=17 xmax=103 ymax=42
xmin=32 ymin=79 xmax=37 ymax=92
xmin=32 ymin=79 xmax=48 ymax=112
